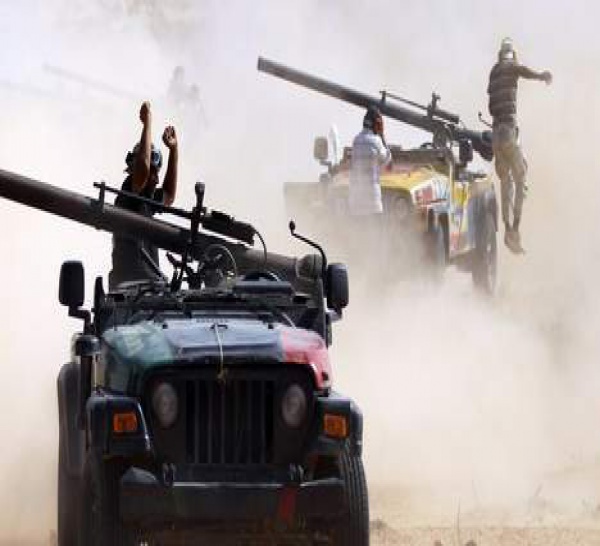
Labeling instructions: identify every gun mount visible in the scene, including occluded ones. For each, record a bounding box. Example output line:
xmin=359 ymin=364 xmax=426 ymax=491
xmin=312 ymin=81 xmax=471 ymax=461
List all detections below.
xmin=0 ymin=168 xmax=326 ymax=284
xmin=258 ymin=57 xmax=493 ymax=162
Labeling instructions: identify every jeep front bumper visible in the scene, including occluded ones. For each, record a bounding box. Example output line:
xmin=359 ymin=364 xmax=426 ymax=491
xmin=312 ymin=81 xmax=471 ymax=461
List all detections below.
xmin=120 ymin=467 xmax=346 ymax=525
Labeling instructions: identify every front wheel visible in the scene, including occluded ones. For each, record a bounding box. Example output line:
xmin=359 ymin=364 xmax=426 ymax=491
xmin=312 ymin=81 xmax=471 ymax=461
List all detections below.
xmin=57 ymin=363 xmax=81 ymax=546
xmin=425 ymin=223 xmax=446 ymax=281
xmin=79 ymin=453 xmax=134 ymax=546
xmin=334 ymin=446 xmax=369 ymax=546
xmin=57 ymin=428 xmax=79 ymax=546
xmin=472 ymin=210 xmax=497 ymax=294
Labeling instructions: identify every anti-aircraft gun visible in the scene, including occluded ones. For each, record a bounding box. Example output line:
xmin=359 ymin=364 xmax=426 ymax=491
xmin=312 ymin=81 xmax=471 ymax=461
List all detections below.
xmin=0 ymin=169 xmax=368 ymax=546
xmin=258 ymin=57 xmax=498 ymax=293
xmin=258 ymin=57 xmax=493 ymax=163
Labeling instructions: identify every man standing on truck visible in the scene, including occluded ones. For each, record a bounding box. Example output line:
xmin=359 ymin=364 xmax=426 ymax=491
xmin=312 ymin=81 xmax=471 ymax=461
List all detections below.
xmin=349 ymin=106 xmax=392 ymax=241
xmin=109 ymin=101 xmax=179 ymax=289
xmin=487 ymin=38 xmax=552 ymax=254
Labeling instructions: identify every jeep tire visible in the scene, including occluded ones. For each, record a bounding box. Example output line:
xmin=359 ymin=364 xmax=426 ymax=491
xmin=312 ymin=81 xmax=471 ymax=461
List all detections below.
xmin=57 ymin=363 xmax=80 ymax=546
xmin=335 ymin=446 xmax=369 ymax=546
xmin=80 ymin=453 xmax=133 ymax=546
xmin=58 ymin=425 xmax=79 ymax=546
xmin=472 ymin=210 xmax=497 ymax=294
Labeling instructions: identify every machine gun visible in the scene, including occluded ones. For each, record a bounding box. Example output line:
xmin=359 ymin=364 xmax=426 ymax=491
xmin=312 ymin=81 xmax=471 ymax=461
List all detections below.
xmin=257 ymin=57 xmax=493 ymax=162
xmin=0 ymin=168 xmax=325 ymax=285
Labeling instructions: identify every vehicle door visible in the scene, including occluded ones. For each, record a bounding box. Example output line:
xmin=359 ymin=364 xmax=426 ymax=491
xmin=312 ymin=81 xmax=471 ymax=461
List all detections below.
xmin=448 ymin=171 xmax=471 ymax=257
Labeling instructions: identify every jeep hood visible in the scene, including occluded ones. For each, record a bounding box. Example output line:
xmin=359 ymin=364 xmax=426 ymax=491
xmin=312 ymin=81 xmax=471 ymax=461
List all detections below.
xmin=101 ymin=318 xmax=331 ymax=392
xmin=333 ymin=164 xmax=449 ymax=204
xmin=380 ymin=165 xmax=445 ymax=193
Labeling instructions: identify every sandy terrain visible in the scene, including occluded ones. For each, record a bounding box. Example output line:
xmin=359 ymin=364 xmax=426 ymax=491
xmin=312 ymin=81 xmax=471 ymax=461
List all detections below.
xmin=368 ymin=479 xmax=600 ymax=545
xmin=370 ymin=520 xmax=600 ymax=544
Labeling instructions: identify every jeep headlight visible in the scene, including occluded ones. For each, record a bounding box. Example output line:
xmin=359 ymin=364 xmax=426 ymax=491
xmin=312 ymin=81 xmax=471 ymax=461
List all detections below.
xmin=281 ymin=384 xmax=307 ymax=428
xmin=152 ymin=382 xmax=178 ymax=428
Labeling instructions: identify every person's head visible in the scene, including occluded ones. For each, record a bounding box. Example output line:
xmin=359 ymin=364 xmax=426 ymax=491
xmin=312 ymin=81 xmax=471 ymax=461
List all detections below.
xmin=363 ymin=105 xmax=383 ymax=133
xmin=498 ymin=37 xmax=517 ymax=62
xmin=125 ymin=143 xmax=163 ymax=187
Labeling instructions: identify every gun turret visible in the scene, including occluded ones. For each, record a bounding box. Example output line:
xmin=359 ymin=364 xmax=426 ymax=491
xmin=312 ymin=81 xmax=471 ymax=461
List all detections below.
xmin=0 ymin=168 xmax=322 ymax=283
xmin=258 ymin=57 xmax=493 ymax=162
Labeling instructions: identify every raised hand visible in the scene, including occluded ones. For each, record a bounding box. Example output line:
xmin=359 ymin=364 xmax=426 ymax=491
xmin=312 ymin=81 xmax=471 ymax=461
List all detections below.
xmin=162 ymin=125 xmax=178 ymax=150
xmin=541 ymin=71 xmax=553 ymax=85
xmin=139 ymin=101 xmax=152 ymax=125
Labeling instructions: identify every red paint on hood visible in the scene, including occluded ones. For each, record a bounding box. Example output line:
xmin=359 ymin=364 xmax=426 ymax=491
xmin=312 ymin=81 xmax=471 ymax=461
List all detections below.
xmin=278 ymin=326 xmax=332 ymax=390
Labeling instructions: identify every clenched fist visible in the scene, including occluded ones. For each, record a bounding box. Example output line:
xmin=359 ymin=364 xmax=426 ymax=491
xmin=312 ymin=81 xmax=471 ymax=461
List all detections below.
xmin=541 ymin=71 xmax=553 ymax=85
xmin=162 ymin=125 xmax=178 ymax=150
xmin=139 ymin=101 xmax=152 ymax=125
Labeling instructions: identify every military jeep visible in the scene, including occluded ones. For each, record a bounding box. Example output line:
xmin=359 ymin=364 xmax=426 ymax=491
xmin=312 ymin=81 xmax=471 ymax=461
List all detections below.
xmin=58 ymin=261 xmax=366 ymax=545
xmin=54 ymin=194 xmax=369 ymax=545
xmin=0 ymin=168 xmax=367 ymax=546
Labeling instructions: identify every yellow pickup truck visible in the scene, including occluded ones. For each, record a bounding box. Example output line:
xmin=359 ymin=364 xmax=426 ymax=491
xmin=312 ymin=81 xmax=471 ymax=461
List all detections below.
xmin=285 ymin=139 xmax=498 ymax=293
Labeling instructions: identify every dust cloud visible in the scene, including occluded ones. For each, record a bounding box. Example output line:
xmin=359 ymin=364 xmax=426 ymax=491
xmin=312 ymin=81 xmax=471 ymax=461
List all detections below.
xmin=1 ymin=0 xmax=600 ymax=541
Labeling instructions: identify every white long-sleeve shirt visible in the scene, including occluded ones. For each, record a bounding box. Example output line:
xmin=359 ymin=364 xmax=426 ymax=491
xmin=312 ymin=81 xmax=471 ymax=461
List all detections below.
xmin=349 ymin=128 xmax=392 ymax=215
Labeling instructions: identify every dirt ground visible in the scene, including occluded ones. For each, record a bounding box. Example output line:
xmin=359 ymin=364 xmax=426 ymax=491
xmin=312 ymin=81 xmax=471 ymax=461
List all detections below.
xmin=370 ymin=523 xmax=600 ymax=546
xmin=368 ymin=482 xmax=600 ymax=546
xmin=4 ymin=526 xmax=600 ymax=546
xmin=4 ymin=521 xmax=600 ymax=546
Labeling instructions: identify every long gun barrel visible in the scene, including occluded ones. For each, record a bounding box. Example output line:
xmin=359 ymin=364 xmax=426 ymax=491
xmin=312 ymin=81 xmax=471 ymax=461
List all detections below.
xmin=258 ymin=57 xmax=493 ymax=161
xmin=0 ymin=168 xmax=321 ymax=282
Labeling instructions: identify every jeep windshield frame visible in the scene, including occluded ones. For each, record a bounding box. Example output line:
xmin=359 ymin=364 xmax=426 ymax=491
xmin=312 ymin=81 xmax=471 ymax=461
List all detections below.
xmin=94 ymin=284 xmax=323 ymax=335
xmin=336 ymin=145 xmax=454 ymax=177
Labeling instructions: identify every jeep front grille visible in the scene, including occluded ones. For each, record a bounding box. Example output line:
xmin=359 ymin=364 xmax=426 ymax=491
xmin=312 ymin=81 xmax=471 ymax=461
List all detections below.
xmin=146 ymin=368 xmax=313 ymax=468
xmin=184 ymin=377 xmax=275 ymax=465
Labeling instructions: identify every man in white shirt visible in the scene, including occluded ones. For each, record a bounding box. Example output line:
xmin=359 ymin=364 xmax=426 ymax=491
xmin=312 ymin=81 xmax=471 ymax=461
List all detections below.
xmin=349 ymin=106 xmax=392 ymax=217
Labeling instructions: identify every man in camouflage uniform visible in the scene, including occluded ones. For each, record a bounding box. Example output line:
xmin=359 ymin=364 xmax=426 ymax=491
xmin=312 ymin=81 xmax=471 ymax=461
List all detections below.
xmin=487 ymin=38 xmax=552 ymax=253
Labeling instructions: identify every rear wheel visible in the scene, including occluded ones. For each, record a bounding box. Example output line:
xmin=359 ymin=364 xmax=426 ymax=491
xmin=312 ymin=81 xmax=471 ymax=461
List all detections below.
xmin=334 ymin=446 xmax=369 ymax=546
xmin=472 ymin=210 xmax=497 ymax=294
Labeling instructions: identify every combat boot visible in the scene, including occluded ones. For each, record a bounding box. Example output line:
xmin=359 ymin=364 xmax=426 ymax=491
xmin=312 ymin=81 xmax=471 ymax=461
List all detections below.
xmin=504 ymin=229 xmax=525 ymax=255
xmin=511 ymin=230 xmax=525 ymax=254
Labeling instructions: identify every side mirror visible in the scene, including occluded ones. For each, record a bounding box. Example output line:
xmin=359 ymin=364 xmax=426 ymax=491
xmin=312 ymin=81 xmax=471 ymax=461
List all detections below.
xmin=326 ymin=263 xmax=349 ymax=313
xmin=313 ymin=136 xmax=329 ymax=165
xmin=458 ymin=139 xmax=473 ymax=166
xmin=59 ymin=261 xmax=85 ymax=308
